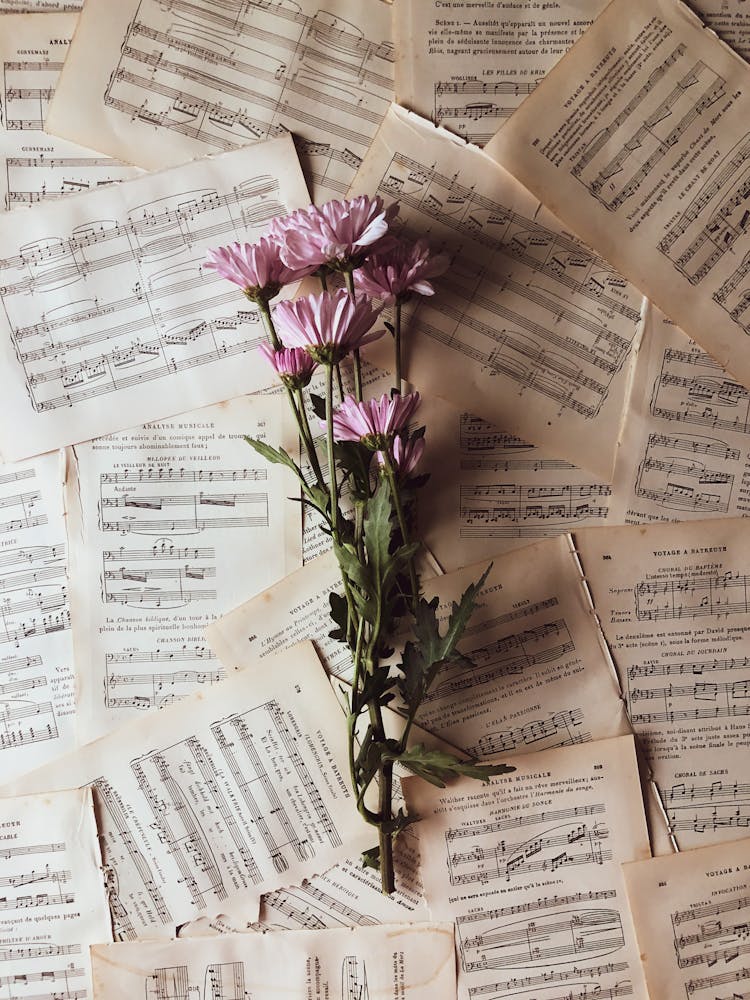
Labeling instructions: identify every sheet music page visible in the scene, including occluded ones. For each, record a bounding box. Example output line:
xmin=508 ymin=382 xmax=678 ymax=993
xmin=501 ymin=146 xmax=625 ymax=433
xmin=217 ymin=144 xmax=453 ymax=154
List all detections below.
xmin=574 ymin=517 xmax=750 ymax=851
xmin=691 ymin=0 xmax=750 ymax=60
xmin=0 ymin=3 xmax=81 ymax=10
xmin=66 ymin=395 xmax=301 ymax=745
xmin=0 ymin=134 xmax=310 ymax=462
xmin=44 ymin=0 xmax=393 ymax=204
xmin=609 ymin=302 xmax=750 ymax=524
xmin=418 ymin=393 xmax=612 ymax=572
xmin=0 ymin=449 xmax=79 ymax=783
xmin=351 ymin=104 xmax=647 ymax=480
xmin=0 ymin=14 xmax=139 ymax=212
xmin=406 ymin=735 xmax=651 ymax=1000
xmin=623 ymin=835 xmax=750 ymax=999
xmin=0 ymin=787 xmax=113 ymax=1000
xmin=90 ymin=923 xmax=456 ymax=1000
xmin=0 ymin=642 xmax=371 ymax=939
xmin=208 ymin=535 xmax=630 ymax=760
xmin=488 ymin=0 xmax=750 ymax=396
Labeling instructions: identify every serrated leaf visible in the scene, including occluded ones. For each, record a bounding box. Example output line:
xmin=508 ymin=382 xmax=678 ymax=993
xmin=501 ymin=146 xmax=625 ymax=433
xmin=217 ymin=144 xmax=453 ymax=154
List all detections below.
xmin=309 ymin=393 xmax=326 ymax=420
xmin=243 ymin=436 xmax=300 ymax=474
xmin=361 ymin=846 xmax=380 ymax=871
xmin=364 ymin=480 xmax=393 ymax=588
xmin=398 ymin=744 xmax=514 ymax=786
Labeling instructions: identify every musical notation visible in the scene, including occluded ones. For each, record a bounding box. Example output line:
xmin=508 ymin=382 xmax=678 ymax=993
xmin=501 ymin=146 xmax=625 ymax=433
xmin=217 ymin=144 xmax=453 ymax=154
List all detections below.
xmin=433 ymin=79 xmax=540 ymax=145
xmin=95 ymin=0 xmax=393 ymax=200
xmin=262 ymin=881 xmax=379 ymax=931
xmin=146 ymin=962 xmax=247 ymax=1000
xmin=635 ymin=571 xmax=750 ymax=621
xmin=662 ymin=779 xmax=750 ymax=838
xmin=671 ymin=887 xmax=750 ymax=991
xmin=459 ymin=416 xmax=577 ymax=472
xmin=343 ymin=956 xmax=369 ymax=1000
xmin=461 ymin=483 xmax=610 ymax=537
xmin=635 ymin=432 xmax=734 ymax=513
xmin=469 ymin=708 xmax=589 ymax=759
xmin=465 ymin=960 xmax=630 ymax=999
xmin=101 ymin=546 xmax=216 ymax=608
xmin=104 ymin=646 xmax=224 ymax=711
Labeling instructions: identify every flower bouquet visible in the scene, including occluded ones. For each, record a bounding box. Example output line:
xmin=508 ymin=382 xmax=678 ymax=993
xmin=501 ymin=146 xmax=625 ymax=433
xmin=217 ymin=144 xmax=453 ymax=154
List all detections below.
xmin=206 ymin=195 xmax=513 ymax=894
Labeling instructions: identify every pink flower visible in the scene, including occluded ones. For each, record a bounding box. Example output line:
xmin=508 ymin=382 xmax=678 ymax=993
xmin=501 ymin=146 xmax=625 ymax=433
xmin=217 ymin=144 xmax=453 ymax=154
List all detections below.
xmin=258 ymin=344 xmax=317 ymax=389
xmin=277 ymin=195 xmax=399 ymax=272
xmin=204 ymin=237 xmax=315 ymax=302
xmin=272 ymin=289 xmax=384 ymax=365
xmin=390 ymin=434 xmax=425 ymax=476
xmin=354 ymin=238 xmax=449 ymax=305
xmin=331 ymin=391 xmax=421 ymax=450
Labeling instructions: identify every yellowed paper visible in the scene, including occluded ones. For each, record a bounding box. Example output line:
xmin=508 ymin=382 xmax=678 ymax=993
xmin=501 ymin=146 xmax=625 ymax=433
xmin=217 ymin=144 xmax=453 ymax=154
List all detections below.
xmin=45 ymin=0 xmax=393 ymax=203
xmin=65 ymin=395 xmax=301 ymax=744
xmin=0 ymin=2 xmax=80 ymax=9
xmin=0 ymin=134 xmax=310 ymax=462
xmin=0 ymin=787 xmax=112 ymax=1000
xmin=91 ymin=923 xmax=457 ymax=1000
xmin=623 ymin=835 xmax=750 ymax=998
xmin=610 ymin=302 xmax=750 ymax=524
xmin=0 ymin=642 xmax=370 ymax=939
xmin=575 ymin=517 xmax=750 ymax=851
xmin=488 ymin=0 xmax=750 ymax=393
xmin=406 ymin=735 xmax=651 ymax=1000
xmin=351 ymin=104 xmax=646 ymax=480
xmin=0 ymin=14 xmax=138 ymax=211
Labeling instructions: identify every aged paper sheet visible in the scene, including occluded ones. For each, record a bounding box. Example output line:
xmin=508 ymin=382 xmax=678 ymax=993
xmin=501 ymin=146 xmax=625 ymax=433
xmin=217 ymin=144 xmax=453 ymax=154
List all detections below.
xmin=0 ymin=15 xmax=138 ymax=211
xmin=0 ymin=787 xmax=113 ymax=1000
xmin=575 ymin=517 xmax=750 ymax=851
xmin=406 ymin=735 xmax=651 ymax=1000
xmin=0 ymin=134 xmax=310 ymax=462
xmin=610 ymin=303 xmax=750 ymax=524
xmin=208 ymin=535 xmax=630 ymax=760
xmin=418 ymin=393 xmax=612 ymax=571
xmin=488 ymin=0 xmax=750 ymax=393
xmin=623 ymin=836 xmax=750 ymax=998
xmin=0 ymin=2 xmax=81 ymax=9
xmin=0 ymin=450 xmax=78 ymax=784
xmin=351 ymin=104 xmax=647 ymax=480
xmin=0 ymin=643 xmax=370 ymax=939
xmin=66 ymin=395 xmax=301 ymax=744
xmin=91 ymin=923 xmax=456 ymax=1000
xmin=45 ymin=0 xmax=393 ymax=203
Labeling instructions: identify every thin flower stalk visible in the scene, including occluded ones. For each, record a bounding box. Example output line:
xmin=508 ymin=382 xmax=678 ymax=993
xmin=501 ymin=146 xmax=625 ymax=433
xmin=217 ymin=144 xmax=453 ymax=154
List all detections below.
xmin=344 ymin=269 xmax=363 ymax=402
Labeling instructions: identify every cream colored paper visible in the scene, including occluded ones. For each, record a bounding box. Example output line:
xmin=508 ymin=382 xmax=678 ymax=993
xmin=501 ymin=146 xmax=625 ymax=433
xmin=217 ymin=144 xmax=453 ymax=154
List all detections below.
xmin=575 ymin=517 xmax=750 ymax=851
xmin=65 ymin=395 xmax=301 ymax=744
xmin=488 ymin=0 xmax=750 ymax=394
xmin=418 ymin=393 xmax=612 ymax=572
xmin=623 ymin=836 xmax=750 ymax=998
xmin=350 ymin=104 xmax=646 ymax=480
xmin=406 ymin=735 xmax=651 ymax=1000
xmin=0 ymin=787 xmax=112 ymax=1000
xmin=610 ymin=302 xmax=750 ymax=524
xmin=0 ymin=642 xmax=370 ymax=939
xmin=0 ymin=133 xmax=310 ymax=462
xmin=45 ymin=0 xmax=393 ymax=203
xmin=0 ymin=2 xmax=80 ymax=9
xmin=209 ymin=535 xmax=630 ymax=759
xmin=0 ymin=15 xmax=138 ymax=211
xmin=693 ymin=0 xmax=750 ymax=60
xmin=0 ymin=450 xmax=78 ymax=783
xmin=91 ymin=923 xmax=456 ymax=1000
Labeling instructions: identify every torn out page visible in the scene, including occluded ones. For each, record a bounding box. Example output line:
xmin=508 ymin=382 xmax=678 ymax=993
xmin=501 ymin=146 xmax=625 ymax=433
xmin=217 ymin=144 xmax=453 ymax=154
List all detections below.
xmin=623 ymin=835 xmax=750 ymax=999
xmin=417 ymin=392 xmax=612 ymax=572
xmin=0 ymin=14 xmax=138 ymax=211
xmin=91 ymin=923 xmax=456 ymax=1000
xmin=208 ymin=535 xmax=630 ymax=760
xmin=66 ymin=395 xmax=301 ymax=745
xmin=0 ymin=450 xmax=77 ymax=784
xmin=0 ymin=642 xmax=370 ymax=939
xmin=0 ymin=787 xmax=112 ymax=1000
xmin=574 ymin=517 xmax=750 ymax=851
xmin=0 ymin=133 xmax=310 ymax=462
xmin=610 ymin=302 xmax=750 ymax=524
xmin=351 ymin=104 xmax=647 ymax=480
xmin=406 ymin=735 xmax=651 ymax=1000
xmin=45 ymin=0 xmax=393 ymax=203
xmin=488 ymin=0 xmax=750 ymax=394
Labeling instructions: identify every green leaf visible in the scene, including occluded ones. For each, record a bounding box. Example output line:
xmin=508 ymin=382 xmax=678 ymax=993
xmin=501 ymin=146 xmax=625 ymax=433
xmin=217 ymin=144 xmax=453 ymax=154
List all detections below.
xmin=398 ymin=744 xmax=514 ymax=787
xmin=361 ymin=846 xmax=380 ymax=871
xmin=243 ymin=437 xmax=300 ymax=475
xmin=309 ymin=393 xmax=326 ymax=421
xmin=364 ymin=480 xmax=394 ymax=588
xmin=328 ymin=591 xmax=349 ymax=643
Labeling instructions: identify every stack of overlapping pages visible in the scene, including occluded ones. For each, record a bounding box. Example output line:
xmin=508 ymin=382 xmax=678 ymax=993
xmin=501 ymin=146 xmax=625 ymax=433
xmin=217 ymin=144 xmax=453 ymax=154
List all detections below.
xmin=1 ymin=0 xmax=750 ymax=997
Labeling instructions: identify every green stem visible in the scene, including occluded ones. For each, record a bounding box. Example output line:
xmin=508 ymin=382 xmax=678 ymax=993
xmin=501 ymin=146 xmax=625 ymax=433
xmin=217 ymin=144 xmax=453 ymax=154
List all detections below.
xmin=335 ymin=363 xmax=346 ymax=402
xmin=295 ymin=388 xmax=325 ymax=489
xmin=319 ymin=271 xmax=329 ymax=292
xmin=344 ymin=270 xmax=363 ymax=401
xmin=382 ymin=455 xmax=419 ymax=612
xmin=325 ymin=363 xmax=340 ymax=541
xmin=378 ymin=761 xmax=395 ymax=894
xmin=258 ymin=299 xmax=281 ymax=350
xmin=394 ymin=300 xmax=402 ymax=394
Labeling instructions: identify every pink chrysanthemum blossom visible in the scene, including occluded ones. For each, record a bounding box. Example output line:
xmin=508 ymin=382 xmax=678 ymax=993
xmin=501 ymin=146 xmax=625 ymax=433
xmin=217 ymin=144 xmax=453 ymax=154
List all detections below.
xmin=390 ymin=434 xmax=426 ymax=477
xmin=272 ymin=289 xmax=384 ymax=365
xmin=354 ymin=238 xmax=450 ymax=305
xmin=331 ymin=391 xmax=421 ymax=451
xmin=204 ymin=237 xmax=315 ymax=303
xmin=258 ymin=344 xmax=317 ymax=390
xmin=278 ymin=195 xmax=399 ymax=273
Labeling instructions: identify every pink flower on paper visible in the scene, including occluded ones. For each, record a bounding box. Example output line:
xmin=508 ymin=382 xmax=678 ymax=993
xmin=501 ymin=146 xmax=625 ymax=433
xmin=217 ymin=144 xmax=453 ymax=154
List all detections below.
xmin=272 ymin=288 xmax=384 ymax=365
xmin=277 ymin=195 xmax=399 ymax=272
xmin=258 ymin=344 xmax=317 ymax=390
xmin=204 ymin=237 xmax=315 ymax=302
xmin=354 ymin=238 xmax=450 ymax=305
xmin=390 ymin=434 xmax=425 ymax=477
xmin=331 ymin=391 xmax=421 ymax=450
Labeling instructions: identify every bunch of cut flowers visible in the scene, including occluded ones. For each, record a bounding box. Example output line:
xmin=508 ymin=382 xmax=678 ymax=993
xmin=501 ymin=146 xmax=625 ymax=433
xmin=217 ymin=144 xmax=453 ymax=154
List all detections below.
xmin=206 ymin=195 xmax=512 ymax=894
